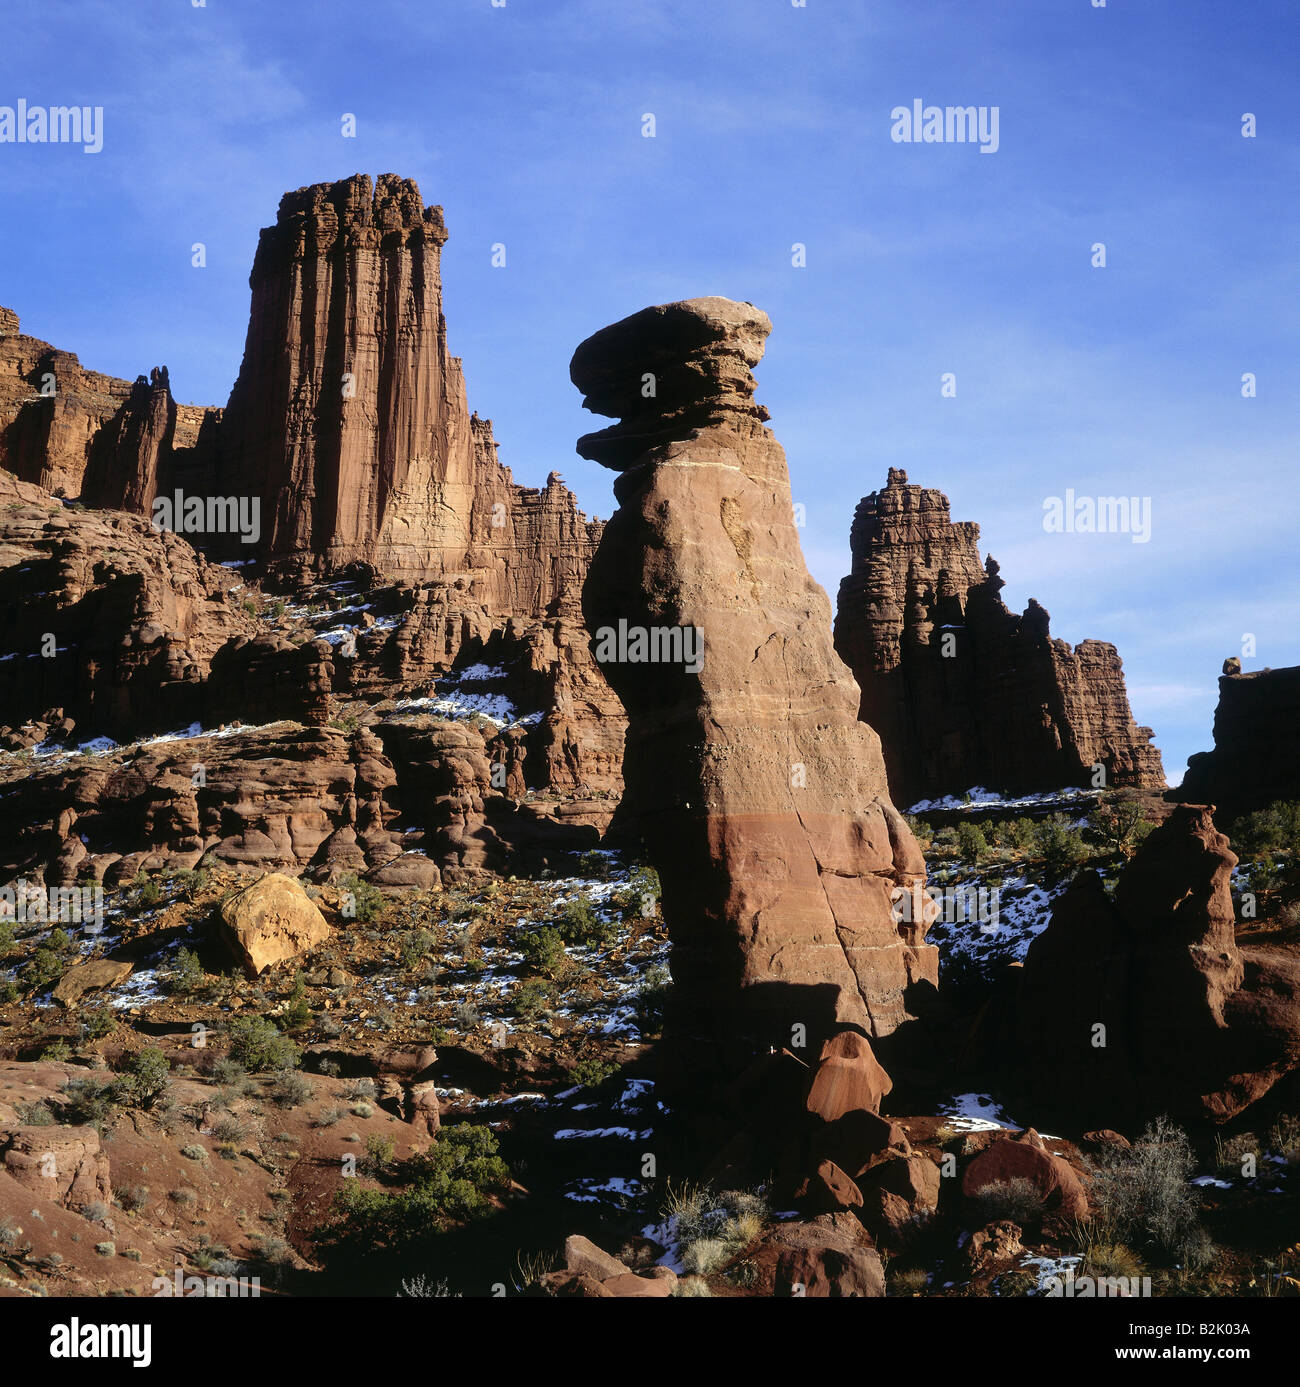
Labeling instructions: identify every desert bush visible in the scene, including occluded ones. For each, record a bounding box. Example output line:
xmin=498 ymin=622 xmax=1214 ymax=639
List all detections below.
xmin=633 ymin=964 xmax=672 ymax=1036
xmin=168 ymin=947 xmax=206 ymax=995
xmin=1214 ymin=1131 xmax=1258 ymax=1176
xmin=280 ymin=972 xmax=312 ymax=1033
xmin=1033 ymin=816 xmax=1091 ymax=880
xmin=399 ymin=1274 xmax=459 ymax=1297
xmin=119 ymin=1047 xmax=171 ymax=1109
xmin=60 ymin=1075 xmax=122 ymax=1127
xmin=452 ymin=1000 xmax=480 ymax=1031
xmin=1087 ymin=1116 xmax=1214 ymax=1268
xmin=118 ymin=1185 xmax=150 ymax=1213
xmin=1268 ymin=1114 xmax=1300 ymax=1163
xmin=321 ymin=1124 xmax=509 ymax=1252
xmin=211 ymin=1115 xmax=246 ymax=1143
xmin=180 ymin=1144 xmax=208 ymax=1163
xmin=663 ymin=1184 xmax=767 ymax=1276
xmin=315 ymin=1106 xmax=344 ymax=1128
xmin=967 ymin=1176 xmax=1046 ymax=1226
xmin=268 ymin=1070 xmax=312 ymax=1109
xmin=1230 ymin=801 xmax=1300 ymax=861
xmin=673 ymin=1276 xmax=713 ymax=1297
xmin=78 ymin=1007 xmax=118 ymax=1042
xmin=888 ymin=1265 xmax=928 ymax=1296
xmin=361 ymin=1134 xmax=396 ymax=1175
xmin=511 ymin=977 xmax=551 ymax=1021
xmin=16 ymin=1101 xmax=55 ymax=1125
xmin=338 ymin=872 xmax=384 ymax=924
xmin=956 ymin=822 xmax=990 ymax=863
xmin=1090 ymin=794 xmax=1156 ymax=858
xmin=568 ymin=1055 xmax=616 ymax=1089
xmin=227 ymin=1016 xmax=300 ymax=1073
xmin=557 ymin=895 xmax=616 ymax=947
xmin=82 ymin=1200 xmax=111 ymax=1223
xmin=519 ymin=926 xmax=566 ymax=978
xmin=348 ymin=1078 xmax=377 ymax=1101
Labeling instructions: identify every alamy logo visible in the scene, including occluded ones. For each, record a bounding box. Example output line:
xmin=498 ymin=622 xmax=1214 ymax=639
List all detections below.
xmin=891 ymin=882 xmax=1000 ymax=932
xmin=152 ymin=490 xmax=261 ymax=544
xmin=593 ymin=619 xmax=705 ymax=674
xmin=49 ymin=1319 xmax=150 ymax=1367
xmin=152 ymin=1266 xmax=262 ymax=1297
xmin=1042 ymin=490 xmax=1151 ymax=544
xmin=1045 ymin=1270 xmax=1152 ymax=1298
xmin=0 ymin=100 xmax=103 ymax=154
xmin=890 ymin=100 xmax=1000 ymax=153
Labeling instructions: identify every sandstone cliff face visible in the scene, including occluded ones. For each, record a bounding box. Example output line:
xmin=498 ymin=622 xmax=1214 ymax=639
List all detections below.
xmin=1178 ymin=665 xmax=1300 ymax=819
xmin=1011 ymin=804 xmax=1300 ymax=1125
xmin=0 ymin=310 xmax=217 ymax=504
xmin=834 ymin=468 xmax=1164 ymax=806
xmin=574 ymin=299 xmax=936 ymax=1092
xmin=0 ymin=177 xmax=625 ymax=800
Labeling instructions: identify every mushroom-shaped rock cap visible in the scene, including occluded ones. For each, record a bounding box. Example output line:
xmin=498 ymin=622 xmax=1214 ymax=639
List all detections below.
xmin=570 ymin=296 xmax=773 ymax=469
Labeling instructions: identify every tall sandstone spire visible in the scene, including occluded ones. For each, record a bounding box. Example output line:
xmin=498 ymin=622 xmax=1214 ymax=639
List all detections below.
xmin=575 ymin=299 xmax=936 ymax=1103
xmin=834 ymin=467 xmax=1164 ymax=806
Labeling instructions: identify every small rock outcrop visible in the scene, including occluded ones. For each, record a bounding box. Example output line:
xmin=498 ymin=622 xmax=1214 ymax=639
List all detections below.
xmin=1178 ymin=664 xmax=1300 ymax=819
xmin=834 ymin=468 xmax=1165 ymax=805
xmin=574 ymin=298 xmax=936 ymax=1105
xmin=1011 ymin=803 xmax=1300 ymax=1124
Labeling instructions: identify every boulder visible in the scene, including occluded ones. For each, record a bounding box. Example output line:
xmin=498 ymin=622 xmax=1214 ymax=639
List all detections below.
xmin=51 ymin=958 xmax=132 ymax=1007
xmin=961 ymin=1135 xmax=1087 ymax=1221
xmin=219 ymin=872 xmax=331 ymax=976
xmin=764 ymin=1216 xmax=885 ymax=1297
xmin=0 ymin=1125 xmax=112 ymax=1211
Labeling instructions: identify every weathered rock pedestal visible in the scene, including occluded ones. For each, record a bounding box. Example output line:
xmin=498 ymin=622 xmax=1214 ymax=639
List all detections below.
xmin=572 ymin=298 xmax=937 ymax=1152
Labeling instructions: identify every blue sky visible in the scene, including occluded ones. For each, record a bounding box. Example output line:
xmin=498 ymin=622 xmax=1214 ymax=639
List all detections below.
xmin=2 ymin=0 xmax=1297 ymax=784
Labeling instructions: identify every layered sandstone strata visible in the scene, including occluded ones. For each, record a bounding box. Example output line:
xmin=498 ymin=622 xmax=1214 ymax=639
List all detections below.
xmin=834 ymin=468 xmax=1164 ymax=806
xmin=0 ymin=177 xmax=625 ymax=798
xmin=1178 ymin=664 xmax=1300 ymax=819
xmin=574 ymin=298 xmax=936 ymax=1092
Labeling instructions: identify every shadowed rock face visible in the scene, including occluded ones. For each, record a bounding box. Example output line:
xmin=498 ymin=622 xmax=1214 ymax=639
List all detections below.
xmin=834 ymin=468 xmax=1165 ymax=805
xmin=574 ymin=297 xmax=936 ymax=1095
xmin=1178 ymin=664 xmax=1300 ymax=820
xmin=1012 ymin=803 xmax=1300 ymax=1125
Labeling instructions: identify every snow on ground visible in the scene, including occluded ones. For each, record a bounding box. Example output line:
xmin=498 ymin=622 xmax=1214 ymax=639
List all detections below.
xmin=908 ymin=786 xmax=1103 ymax=815
xmin=395 ymin=663 xmax=543 ymax=728
xmin=924 ymin=867 xmax=1068 ymax=979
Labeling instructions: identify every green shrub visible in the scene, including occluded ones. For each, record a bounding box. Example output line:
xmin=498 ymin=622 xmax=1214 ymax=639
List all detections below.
xmin=1033 ymin=816 xmax=1091 ymax=880
xmin=168 ymin=947 xmax=206 ymax=995
xmin=280 ymin=972 xmax=312 ymax=1033
xmin=16 ymin=1101 xmax=55 ymax=1125
xmin=955 ymin=822 xmax=989 ymax=863
xmin=338 ymin=873 xmax=384 ymax=924
xmin=227 ymin=1016 xmax=301 ymax=1073
xmin=362 ymin=1134 xmax=396 ymax=1175
xmin=322 ymin=1124 xmax=510 ymax=1252
xmin=180 ymin=1144 xmax=208 ymax=1163
xmin=568 ymin=1055 xmax=616 ymax=1089
xmin=633 ymin=964 xmax=672 ymax=1036
xmin=119 ymin=1047 xmax=171 ymax=1109
xmin=1231 ymin=801 xmax=1300 ymax=861
xmin=519 ymin=926 xmax=566 ymax=978
xmin=511 ymin=977 xmax=551 ymax=1021
xmin=556 ymin=895 xmax=615 ymax=947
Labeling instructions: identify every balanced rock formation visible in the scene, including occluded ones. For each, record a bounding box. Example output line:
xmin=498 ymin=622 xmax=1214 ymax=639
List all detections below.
xmin=1011 ymin=803 xmax=1300 ymax=1124
xmin=834 ymin=468 xmax=1164 ymax=806
xmin=1178 ymin=664 xmax=1300 ymax=820
xmin=574 ymin=298 xmax=936 ymax=1103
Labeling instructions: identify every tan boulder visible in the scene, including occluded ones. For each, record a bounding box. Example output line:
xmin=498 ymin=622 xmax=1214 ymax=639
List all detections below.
xmin=219 ymin=872 xmax=331 ymax=975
